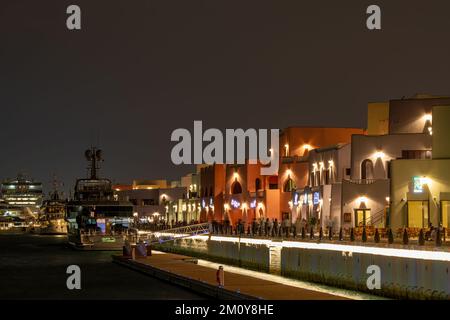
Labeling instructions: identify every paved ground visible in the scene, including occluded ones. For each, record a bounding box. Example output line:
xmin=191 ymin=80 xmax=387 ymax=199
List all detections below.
xmin=0 ymin=234 xmax=204 ymax=299
xmin=123 ymin=251 xmax=348 ymax=300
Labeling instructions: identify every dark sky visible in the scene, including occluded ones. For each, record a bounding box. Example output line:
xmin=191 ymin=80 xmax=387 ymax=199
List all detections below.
xmin=1 ymin=0 xmax=450 ymax=195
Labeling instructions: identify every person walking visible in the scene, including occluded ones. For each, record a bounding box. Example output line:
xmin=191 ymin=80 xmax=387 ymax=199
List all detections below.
xmin=216 ymin=266 xmax=224 ymax=288
xmin=274 ymin=218 xmax=279 ymax=237
xmin=268 ymin=218 xmax=273 ymax=238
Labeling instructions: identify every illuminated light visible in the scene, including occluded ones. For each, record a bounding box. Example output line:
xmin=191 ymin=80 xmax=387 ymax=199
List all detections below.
xmin=187 ymin=235 xmax=450 ymax=262
xmin=152 ymin=212 xmax=160 ymax=216
xmin=224 ymin=203 xmax=230 ymax=210
xmin=284 ymin=144 xmax=289 ymax=149
xmin=357 ymin=196 xmax=368 ymax=205
xmin=286 ymin=169 xmax=292 ymax=176
xmin=115 ymin=188 xmax=121 ymax=191
xmin=374 ymin=151 xmax=385 ymax=159
xmin=231 ymin=199 xmax=240 ymax=209
xmin=133 ymin=212 xmax=138 ymax=217
xmin=250 ymin=199 xmax=257 ymax=208
xmin=293 ymin=193 xmax=299 ymax=206
xmin=319 ymin=161 xmax=324 ymax=169
xmin=328 ymin=160 xmax=334 ymax=167
xmin=241 ymin=202 xmax=248 ymax=210
xmin=288 ymin=200 xmax=293 ymax=208
xmin=424 ymin=114 xmax=432 ymax=122
xmin=386 ymin=197 xmax=390 ymax=203
xmin=413 ymin=176 xmax=431 ymax=193
xmin=303 ymin=144 xmax=311 ymax=150
xmin=201 ymin=199 xmax=206 ymax=208
xmin=312 ymin=163 xmax=318 ymax=171
xmin=233 ymin=172 xmax=239 ymax=180
xmin=257 ymin=202 xmax=263 ymax=208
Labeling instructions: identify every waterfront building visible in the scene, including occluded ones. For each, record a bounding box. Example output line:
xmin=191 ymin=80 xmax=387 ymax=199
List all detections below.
xmin=342 ymin=95 xmax=449 ymax=231
xmin=223 ymin=162 xmax=273 ymax=227
xmin=390 ymin=105 xmax=450 ymax=231
xmin=199 ymin=164 xmax=226 ymax=222
xmin=279 ymin=127 xmax=364 ymax=230
xmin=114 ymin=185 xmax=163 ymax=222
xmin=179 ymin=171 xmax=201 ymax=223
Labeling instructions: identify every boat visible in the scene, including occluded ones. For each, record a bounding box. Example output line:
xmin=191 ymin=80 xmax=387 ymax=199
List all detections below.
xmin=65 ymin=147 xmax=135 ymax=250
xmin=0 ymin=174 xmax=43 ymax=232
xmin=37 ymin=179 xmax=68 ymax=235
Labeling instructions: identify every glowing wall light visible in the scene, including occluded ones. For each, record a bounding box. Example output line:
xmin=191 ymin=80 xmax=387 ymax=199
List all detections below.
xmin=374 ymin=151 xmax=385 ymax=159
xmin=357 ymin=196 xmax=368 ymax=206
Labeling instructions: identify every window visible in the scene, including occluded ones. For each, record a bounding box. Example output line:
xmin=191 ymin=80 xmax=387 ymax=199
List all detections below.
xmin=325 ymin=169 xmax=330 ymax=185
xmin=268 ymin=176 xmax=278 ymax=189
xmin=310 ymin=171 xmax=315 ymax=187
xmin=402 ymin=150 xmax=432 ymax=160
xmin=283 ymin=178 xmax=296 ymax=192
xmin=255 ymin=178 xmax=261 ymax=191
xmin=231 ymin=181 xmax=242 ymax=194
xmin=345 ymin=168 xmax=351 ymax=176
xmin=361 ymin=159 xmax=374 ymax=179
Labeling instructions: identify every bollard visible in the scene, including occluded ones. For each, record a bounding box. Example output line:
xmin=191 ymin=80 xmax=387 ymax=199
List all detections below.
xmin=131 ymin=247 xmax=136 ymax=260
xmin=374 ymin=228 xmax=380 ymax=243
xmin=388 ymin=228 xmax=394 ymax=244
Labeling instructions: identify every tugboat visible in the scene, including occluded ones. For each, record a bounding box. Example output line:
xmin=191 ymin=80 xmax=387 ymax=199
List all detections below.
xmin=66 ymin=147 xmax=134 ymax=250
xmin=37 ymin=178 xmax=67 ymax=235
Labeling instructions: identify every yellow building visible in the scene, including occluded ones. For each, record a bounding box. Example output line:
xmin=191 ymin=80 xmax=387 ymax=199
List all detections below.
xmin=367 ymin=101 xmax=389 ymax=135
xmin=390 ymin=105 xmax=450 ymax=229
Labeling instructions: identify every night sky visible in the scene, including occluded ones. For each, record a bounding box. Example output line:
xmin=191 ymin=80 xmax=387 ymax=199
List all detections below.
xmin=1 ymin=0 xmax=450 ymax=195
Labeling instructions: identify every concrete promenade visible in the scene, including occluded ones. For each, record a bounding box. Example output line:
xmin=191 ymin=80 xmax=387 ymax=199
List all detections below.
xmin=113 ymin=251 xmax=349 ymax=300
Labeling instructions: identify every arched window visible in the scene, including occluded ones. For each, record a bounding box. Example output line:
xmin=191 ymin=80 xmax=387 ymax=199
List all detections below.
xmin=361 ymin=159 xmax=374 ymax=180
xmin=231 ymin=181 xmax=242 ymax=194
xmin=283 ymin=178 xmax=296 ymax=192
xmin=255 ymin=178 xmax=261 ymax=191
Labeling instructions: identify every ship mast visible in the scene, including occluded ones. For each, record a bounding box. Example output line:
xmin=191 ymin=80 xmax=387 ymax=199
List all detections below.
xmin=85 ymin=147 xmax=103 ymax=180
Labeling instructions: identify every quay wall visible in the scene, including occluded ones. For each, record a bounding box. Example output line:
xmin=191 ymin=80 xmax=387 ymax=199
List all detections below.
xmin=153 ymin=236 xmax=450 ymax=299
xmin=155 ymin=237 xmax=270 ymax=272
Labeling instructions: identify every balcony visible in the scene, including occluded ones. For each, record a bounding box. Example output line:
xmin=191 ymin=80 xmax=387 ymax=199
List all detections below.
xmin=249 ymin=190 xmax=265 ymax=198
xmin=344 ymin=179 xmax=379 ymax=185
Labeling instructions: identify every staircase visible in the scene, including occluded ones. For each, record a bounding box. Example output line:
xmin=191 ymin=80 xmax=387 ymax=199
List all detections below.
xmin=363 ymin=208 xmax=385 ymax=228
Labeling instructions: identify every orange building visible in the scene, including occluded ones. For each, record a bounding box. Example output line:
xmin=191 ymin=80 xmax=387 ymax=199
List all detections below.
xmin=199 ymin=164 xmax=226 ymax=222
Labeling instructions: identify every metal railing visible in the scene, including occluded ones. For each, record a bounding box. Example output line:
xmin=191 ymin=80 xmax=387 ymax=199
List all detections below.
xmin=138 ymin=222 xmax=210 ymax=244
xmin=361 ymin=208 xmax=385 ymax=227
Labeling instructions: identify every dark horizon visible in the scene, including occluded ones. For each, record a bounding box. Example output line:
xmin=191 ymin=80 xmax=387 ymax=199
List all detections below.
xmin=2 ymin=0 xmax=450 ymax=194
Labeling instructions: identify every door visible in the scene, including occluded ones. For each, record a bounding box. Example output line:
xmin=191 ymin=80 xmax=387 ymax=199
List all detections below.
xmin=354 ymin=209 xmax=371 ymax=227
xmin=407 ymin=201 xmax=429 ymax=228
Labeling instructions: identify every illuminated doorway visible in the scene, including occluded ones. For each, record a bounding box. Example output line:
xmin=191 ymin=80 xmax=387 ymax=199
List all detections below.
xmin=354 ymin=209 xmax=371 ymax=227
xmin=407 ymin=200 xmax=429 ymax=228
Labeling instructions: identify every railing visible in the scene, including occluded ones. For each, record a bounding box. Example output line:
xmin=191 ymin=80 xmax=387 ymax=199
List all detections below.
xmin=138 ymin=222 xmax=210 ymax=244
xmin=345 ymin=179 xmax=379 ymax=185
xmin=361 ymin=208 xmax=385 ymax=227
xmin=249 ymin=190 xmax=265 ymax=198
